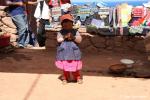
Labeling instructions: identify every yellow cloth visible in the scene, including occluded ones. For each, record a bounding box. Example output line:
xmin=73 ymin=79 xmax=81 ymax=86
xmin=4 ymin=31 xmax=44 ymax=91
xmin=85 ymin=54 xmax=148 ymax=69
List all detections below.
xmin=120 ymin=4 xmax=133 ymax=27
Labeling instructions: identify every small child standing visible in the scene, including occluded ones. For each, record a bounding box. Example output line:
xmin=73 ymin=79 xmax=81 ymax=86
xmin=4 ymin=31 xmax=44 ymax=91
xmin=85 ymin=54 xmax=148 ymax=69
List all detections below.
xmin=55 ymin=14 xmax=83 ymax=84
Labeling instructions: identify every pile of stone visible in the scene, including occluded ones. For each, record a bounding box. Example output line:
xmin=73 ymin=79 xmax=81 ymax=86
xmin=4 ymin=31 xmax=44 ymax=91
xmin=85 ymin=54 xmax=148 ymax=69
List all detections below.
xmin=0 ymin=6 xmax=17 ymax=43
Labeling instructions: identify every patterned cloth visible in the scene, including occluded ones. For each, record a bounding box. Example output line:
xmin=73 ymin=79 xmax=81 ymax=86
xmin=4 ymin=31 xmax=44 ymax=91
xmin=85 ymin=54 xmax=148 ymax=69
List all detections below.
xmin=132 ymin=7 xmax=144 ymax=17
xmin=56 ymin=41 xmax=81 ymax=60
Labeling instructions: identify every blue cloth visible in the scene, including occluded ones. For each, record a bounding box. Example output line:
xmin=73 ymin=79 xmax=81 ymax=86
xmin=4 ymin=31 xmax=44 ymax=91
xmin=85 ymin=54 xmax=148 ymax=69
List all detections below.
xmin=8 ymin=0 xmax=27 ymax=16
xmin=12 ymin=14 xmax=30 ymax=46
xmin=56 ymin=41 xmax=81 ymax=61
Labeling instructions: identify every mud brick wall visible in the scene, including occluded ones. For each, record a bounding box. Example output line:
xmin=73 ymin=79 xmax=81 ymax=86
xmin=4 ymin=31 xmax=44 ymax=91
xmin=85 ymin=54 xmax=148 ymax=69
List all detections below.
xmin=46 ymin=31 xmax=146 ymax=54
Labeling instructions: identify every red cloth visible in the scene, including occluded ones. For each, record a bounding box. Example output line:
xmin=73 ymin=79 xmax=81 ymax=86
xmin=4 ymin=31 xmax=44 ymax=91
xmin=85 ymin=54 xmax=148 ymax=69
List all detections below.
xmin=63 ymin=71 xmax=81 ymax=80
xmin=60 ymin=0 xmax=71 ymax=5
xmin=49 ymin=0 xmax=70 ymax=6
xmin=132 ymin=7 xmax=144 ymax=17
xmin=148 ymin=21 xmax=150 ymax=26
xmin=49 ymin=0 xmax=59 ymax=7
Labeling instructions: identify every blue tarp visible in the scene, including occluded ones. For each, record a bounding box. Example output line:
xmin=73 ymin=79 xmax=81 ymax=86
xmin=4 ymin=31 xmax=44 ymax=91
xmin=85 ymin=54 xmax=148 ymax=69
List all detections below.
xmin=71 ymin=0 xmax=149 ymax=7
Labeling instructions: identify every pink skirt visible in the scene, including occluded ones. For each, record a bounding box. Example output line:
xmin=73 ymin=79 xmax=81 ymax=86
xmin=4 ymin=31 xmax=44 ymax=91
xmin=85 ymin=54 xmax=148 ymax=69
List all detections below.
xmin=55 ymin=60 xmax=82 ymax=72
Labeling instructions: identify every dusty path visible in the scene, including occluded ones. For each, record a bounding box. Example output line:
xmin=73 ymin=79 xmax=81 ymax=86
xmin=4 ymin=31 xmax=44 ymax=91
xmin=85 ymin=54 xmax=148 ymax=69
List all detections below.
xmin=0 ymin=73 xmax=150 ymax=100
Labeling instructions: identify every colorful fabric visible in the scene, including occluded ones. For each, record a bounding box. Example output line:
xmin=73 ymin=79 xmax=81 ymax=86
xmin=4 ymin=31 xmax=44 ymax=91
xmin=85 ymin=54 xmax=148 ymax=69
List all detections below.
xmin=132 ymin=7 xmax=144 ymax=17
xmin=56 ymin=41 xmax=81 ymax=60
xmin=129 ymin=26 xmax=143 ymax=34
xmin=120 ymin=6 xmax=132 ymax=27
xmin=49 ymin=0 xmax=59 ymax=7
xmin=55 ymin=60 xmax=82 ymax=72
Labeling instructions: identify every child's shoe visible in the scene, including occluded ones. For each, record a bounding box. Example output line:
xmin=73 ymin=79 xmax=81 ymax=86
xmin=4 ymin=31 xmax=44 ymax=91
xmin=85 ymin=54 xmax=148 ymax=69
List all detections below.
xmin=62 ymin=80 xmax=67 ymax=85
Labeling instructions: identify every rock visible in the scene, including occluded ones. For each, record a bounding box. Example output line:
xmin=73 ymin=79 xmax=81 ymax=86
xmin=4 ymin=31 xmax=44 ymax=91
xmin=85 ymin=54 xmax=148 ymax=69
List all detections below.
xmin=145 ymin=35 xmax=150 ymax=51
xmin=0 ymin=21 xmax=3 ymax=26
xmin=89 ymin=35 xmax=106 ymax=48
xmin=134 ymin=40 xmax=146 ymax=53
xmin=80 ymin=32 xmax=94 ymax=37
xmin=134 ymin=72 xmax=150 ymax=78
xmin=83 ymin=45 xmax=98 ymax=54
xmin=10 ymin=34 xmax=18 ymax=42
xmin=0 ymin=6 xmax=7 ymax=10
xmin=1 ymin=25 xmax=17 ymax=34
xmin=114 ymin=36 xmax=123 ymax=47
xmin=2 ymin=17 xmax=16 ymax=29
xmin=148 ymin=56 xmax=150 ymax=61
xmin=0 ymin=10 xmax=6 ymax=17
xmin=46 ymin=31 xmax=57 ymax=39
xmin=145 ymin=43 xmax=150 ymax=51
xmin=79 ymin=36 xmax=91 ymax=49
xmin=45 ymin=38 xmax=57 ymax=48
xmin=105 ymin=37 xmax=115 ymax=49
xmin=145 ymin=32 xmax=150 ymax=38
xmin=123 ymin=41 xmax=135 ymax=50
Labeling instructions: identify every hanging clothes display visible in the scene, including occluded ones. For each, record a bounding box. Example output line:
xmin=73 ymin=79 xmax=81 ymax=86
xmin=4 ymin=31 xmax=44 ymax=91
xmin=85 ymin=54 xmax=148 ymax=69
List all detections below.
xmin=34 ymin=0 xmax=50 ymax=20
xmin=132 ymin=6 xmax=145 ymax=18
xmin=118 ymin=3 xmax=133 ymax=27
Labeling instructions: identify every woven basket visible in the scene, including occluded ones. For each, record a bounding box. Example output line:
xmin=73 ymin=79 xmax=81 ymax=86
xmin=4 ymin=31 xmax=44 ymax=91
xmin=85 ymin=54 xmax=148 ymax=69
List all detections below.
xmin=109 ymin=64 xmax=127 ymax=74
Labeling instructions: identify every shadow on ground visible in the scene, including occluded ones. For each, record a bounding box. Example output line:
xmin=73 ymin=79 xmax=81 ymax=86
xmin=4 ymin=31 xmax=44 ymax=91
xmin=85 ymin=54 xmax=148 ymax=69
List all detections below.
xmin=0 ymin=48 xmax=150 ymax=78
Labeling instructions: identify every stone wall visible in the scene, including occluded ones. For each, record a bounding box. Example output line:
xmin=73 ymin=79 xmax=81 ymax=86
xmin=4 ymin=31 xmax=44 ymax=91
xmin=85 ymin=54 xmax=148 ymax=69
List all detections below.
xmin=145 ymin=33 xmax=150 ymax=60
xmin=46 ymin=31 xmax=146 ymax=55
xmin=0 ymin=6 xmax=17 ymax=43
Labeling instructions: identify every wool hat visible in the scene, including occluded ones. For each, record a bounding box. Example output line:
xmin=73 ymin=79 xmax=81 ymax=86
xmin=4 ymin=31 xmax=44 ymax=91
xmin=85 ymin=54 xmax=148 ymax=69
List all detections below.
xmin=60 ymin=14 xmax=73 ymax=23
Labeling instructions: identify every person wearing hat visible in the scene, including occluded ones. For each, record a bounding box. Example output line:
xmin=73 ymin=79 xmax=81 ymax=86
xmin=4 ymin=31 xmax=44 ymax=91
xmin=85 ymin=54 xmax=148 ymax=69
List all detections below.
xmin=34 ymin=0 xmax=51 ymax=47
xmin=55 ymin=14 xmax=83 ymax=84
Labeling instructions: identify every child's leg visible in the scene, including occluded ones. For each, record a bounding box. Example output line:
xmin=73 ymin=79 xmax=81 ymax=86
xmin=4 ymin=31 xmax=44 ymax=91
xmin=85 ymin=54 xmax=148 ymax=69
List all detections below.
xmin=72 ymin=70 xmax=81 ymax=80
xmin=63 ymin=71 xmax=70 ymax=80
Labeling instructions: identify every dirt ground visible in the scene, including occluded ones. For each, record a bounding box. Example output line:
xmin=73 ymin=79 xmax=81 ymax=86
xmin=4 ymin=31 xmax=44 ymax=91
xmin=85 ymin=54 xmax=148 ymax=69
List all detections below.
xmin=0 ymin=48 xmax=150 ymax=77
xmin=0 ymin=48 xmax=150 ymax=100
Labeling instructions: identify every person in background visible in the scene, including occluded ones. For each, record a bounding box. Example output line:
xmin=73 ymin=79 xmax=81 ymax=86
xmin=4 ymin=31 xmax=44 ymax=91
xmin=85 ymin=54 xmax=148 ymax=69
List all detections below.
xmin=34 ymin=0 xmax=51 ymax=47
xmin=6 ymin=0 xmax=37 ymax=48
xmin=55 ymin=14 xmax=83 ymax=84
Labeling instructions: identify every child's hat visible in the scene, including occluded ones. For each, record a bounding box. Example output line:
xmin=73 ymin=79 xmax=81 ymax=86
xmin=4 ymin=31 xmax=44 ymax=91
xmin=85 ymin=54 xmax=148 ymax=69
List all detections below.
xmin=60 ymin=14 xmax=73 ymax=23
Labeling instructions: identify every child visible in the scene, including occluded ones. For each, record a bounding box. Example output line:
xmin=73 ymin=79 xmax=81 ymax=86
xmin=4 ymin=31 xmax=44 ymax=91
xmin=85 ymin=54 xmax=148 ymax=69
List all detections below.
xmin=55 ymin=14 xmax=83 ymax=84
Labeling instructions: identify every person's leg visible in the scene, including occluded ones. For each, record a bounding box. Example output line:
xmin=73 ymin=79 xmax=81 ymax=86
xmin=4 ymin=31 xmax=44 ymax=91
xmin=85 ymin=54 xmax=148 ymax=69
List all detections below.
xmin=23 ymin=15 xmax=31 ymax=46
xmin=37 ymin=19 xmax=46 ymax=47
xmin=72 ymin=70 xmax=81 ymax=80
xmin=62 ymin=71 xmax=69 ymax=84
xmin=12 ymin=14 xmax=28 ymax=47
xmin=63 ymin=71 xmax=70 ymax=80
xmin=72 ymin=70 xmax=83 ymax=84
